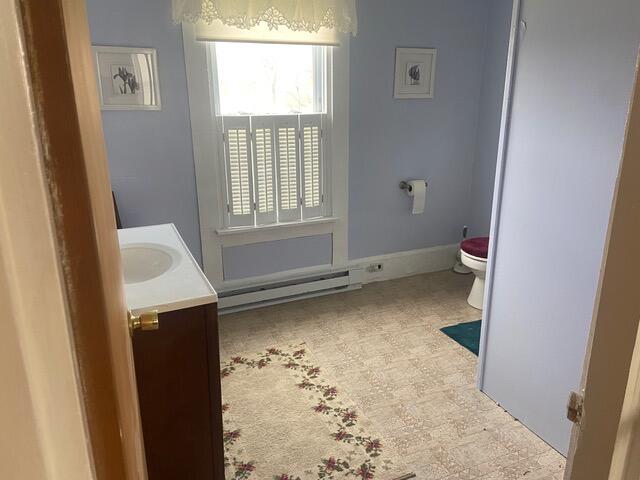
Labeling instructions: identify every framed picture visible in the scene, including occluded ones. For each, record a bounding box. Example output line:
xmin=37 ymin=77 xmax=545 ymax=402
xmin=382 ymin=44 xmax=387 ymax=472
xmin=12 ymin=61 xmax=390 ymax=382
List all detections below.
xmin=393 ymin=47 xmax=437 ymax=99
xmin=93 ymin=46 xmax=161 ymax=110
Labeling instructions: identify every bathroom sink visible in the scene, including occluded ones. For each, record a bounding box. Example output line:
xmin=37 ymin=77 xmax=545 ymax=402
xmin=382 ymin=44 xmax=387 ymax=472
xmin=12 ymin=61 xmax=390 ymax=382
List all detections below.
xmin=118 ymin=224 xmax=217 ymax=314
xmin=121 ymin=243 xmax=180 ymax=284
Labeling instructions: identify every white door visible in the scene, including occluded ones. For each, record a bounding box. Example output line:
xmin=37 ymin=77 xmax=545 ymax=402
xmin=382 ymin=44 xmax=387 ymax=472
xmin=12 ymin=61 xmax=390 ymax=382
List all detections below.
xmin=478 ymin=0 xmax=640 ymax=454
xmin=565 ymin=53 xmax=640 ymax=479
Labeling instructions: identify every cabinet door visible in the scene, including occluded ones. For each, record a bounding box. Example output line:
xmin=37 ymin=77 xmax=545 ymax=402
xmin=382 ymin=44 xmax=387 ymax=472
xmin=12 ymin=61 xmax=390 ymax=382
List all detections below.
xmin=132 ymin=304 xmax=224 ymax=479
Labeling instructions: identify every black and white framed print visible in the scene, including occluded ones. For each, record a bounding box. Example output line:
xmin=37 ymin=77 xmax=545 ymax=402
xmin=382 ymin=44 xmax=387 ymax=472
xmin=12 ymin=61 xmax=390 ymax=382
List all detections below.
xmin=93 ymin=46 xmax=161 ymax=110
xmin=394 ymin=47 xmax=437 ymax=99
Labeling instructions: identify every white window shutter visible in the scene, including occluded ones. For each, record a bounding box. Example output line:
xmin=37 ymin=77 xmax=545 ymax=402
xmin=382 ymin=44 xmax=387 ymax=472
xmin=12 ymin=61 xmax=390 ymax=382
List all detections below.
xmin=274 ymin=115 xmax=301 ymax=222
xmin=222 ymin=116 xmax=254 ymax=227
xmin=250 ymin=116 xmax=277 ymax=225
xmin=300 ymin=114 xmax=324 ymax=219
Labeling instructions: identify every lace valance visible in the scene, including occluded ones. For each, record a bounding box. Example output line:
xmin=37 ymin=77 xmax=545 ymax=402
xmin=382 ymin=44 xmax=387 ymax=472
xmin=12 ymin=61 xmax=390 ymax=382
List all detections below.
xmin=173 ymin=0 xmax=357 ymax=36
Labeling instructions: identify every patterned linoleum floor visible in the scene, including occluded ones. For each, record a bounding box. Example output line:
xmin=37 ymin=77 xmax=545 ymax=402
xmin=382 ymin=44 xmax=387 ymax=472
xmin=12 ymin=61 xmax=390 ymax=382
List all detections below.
xmin=219 ymin=271 xmax=566 ymax=479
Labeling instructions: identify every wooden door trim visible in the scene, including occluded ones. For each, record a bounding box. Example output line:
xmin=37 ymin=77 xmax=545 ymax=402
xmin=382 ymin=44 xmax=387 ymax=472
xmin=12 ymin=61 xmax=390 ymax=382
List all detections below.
xmin=566 ymin=50 xmax=640 ymax=479
xmin=0 ymin=0 xmax=96 ymax=477
xmin=609 ymin=328 xmax=640 ymax=479
xmin=17 ymin=0 xmax=146 ymax=478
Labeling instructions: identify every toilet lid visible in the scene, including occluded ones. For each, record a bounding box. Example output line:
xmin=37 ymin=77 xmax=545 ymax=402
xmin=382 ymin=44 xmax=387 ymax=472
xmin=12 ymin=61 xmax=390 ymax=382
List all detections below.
xmin=461 ymin=236 xmax=489 ymax=259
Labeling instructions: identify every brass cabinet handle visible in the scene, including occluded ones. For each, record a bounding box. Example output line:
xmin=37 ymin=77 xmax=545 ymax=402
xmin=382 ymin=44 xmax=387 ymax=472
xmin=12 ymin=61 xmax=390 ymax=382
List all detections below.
xmin=128 ymin=310 xmax=159 ymax=336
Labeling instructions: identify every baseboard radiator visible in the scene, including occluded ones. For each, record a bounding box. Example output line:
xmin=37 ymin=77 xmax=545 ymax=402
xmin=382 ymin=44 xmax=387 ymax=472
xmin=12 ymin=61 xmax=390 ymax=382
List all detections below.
xmin=218 ymin=268 xmax=363 ymax=313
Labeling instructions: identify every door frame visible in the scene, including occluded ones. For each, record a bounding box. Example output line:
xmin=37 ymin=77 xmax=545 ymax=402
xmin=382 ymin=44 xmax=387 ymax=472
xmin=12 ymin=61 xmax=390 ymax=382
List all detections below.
xmin=6 ymin=0 xmax=146 ymax=478
xmin=0 ymin=0 xmax=97 ymax=477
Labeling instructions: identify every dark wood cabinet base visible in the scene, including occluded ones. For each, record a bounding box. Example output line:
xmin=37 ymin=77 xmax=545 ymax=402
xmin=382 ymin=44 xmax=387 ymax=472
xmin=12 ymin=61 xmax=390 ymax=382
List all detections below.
xmin=132 ymin=303 xmax=224 ymax=479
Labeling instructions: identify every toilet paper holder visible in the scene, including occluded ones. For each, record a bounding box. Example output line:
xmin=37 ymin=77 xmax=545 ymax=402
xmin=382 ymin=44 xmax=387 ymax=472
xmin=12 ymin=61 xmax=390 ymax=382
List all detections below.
xmin=399 ymin=180 xmax=428 ymax=193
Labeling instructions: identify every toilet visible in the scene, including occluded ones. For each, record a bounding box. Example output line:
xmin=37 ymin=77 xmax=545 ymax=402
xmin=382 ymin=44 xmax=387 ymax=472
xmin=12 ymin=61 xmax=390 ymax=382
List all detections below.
xmin=460 ymin=236 xmax=489 ymax=310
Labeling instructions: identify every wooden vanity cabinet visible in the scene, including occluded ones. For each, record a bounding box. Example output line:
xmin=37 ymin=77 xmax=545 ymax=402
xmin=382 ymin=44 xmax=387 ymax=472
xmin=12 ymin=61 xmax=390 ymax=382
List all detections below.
xmin=131 ymin=303 xmax=225 ymax=480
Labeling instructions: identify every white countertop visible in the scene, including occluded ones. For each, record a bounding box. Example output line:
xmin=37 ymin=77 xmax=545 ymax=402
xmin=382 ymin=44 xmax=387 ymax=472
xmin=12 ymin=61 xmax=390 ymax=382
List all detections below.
xmin=118 ymin=224 xmax=217 ymax=315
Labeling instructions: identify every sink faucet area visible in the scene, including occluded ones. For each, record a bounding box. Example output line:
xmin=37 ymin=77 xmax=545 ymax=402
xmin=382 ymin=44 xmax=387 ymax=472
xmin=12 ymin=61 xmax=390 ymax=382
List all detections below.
xmin=118 ymin=224 xmax=217 ymax=315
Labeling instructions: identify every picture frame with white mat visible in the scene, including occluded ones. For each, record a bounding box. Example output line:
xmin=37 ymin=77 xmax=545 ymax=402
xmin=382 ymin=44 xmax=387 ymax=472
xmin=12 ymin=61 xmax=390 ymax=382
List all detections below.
xmin=393 ymin=47 xmax=437 ymax=99
xmin=93 ymin=45 xmax=161 ymax=110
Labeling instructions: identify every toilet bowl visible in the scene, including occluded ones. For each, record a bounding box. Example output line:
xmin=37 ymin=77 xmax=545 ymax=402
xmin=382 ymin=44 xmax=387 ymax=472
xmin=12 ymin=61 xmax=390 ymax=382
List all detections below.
xmin=460 ymin=236 xmax=489 ymax=310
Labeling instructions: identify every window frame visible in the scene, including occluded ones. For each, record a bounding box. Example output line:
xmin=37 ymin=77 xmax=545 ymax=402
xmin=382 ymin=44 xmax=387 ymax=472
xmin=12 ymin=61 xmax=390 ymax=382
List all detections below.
xmin=182 ymin=23 xmax=349 ymax=286
xmin=208 ymin=43 xmax=331 ymax=230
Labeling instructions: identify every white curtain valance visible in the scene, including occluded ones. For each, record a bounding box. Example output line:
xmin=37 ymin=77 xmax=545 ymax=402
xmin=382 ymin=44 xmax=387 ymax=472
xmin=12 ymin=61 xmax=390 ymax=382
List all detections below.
xmin=193 ymin=20 xmax=342 ymax=46
xmin=173 ymin=0 xmax=358 ymax=40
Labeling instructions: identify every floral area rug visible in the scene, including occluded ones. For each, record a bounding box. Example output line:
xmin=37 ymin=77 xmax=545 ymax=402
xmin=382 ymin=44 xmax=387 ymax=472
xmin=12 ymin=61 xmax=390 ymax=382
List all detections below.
xmin=221 ymin=344 xmax=413 ymax=480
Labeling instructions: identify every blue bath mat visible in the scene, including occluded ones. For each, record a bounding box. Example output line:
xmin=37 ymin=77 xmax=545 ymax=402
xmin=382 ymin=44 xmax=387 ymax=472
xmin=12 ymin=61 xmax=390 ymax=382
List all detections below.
xmin=440 ymin=320 xmax=482 ymax=356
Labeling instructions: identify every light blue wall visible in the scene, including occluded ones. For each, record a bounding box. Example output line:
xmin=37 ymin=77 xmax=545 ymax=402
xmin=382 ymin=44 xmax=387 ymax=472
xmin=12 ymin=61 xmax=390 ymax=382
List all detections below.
xmin=87 ymin=0 xmax=505 ymax=278
xmin=223 ymin=235 xmax=333 ymax=280
xmin=349 ymin=0 xmax=490 ymax=258
xmin=223 ymin=236 xmax=333 ymax=280
xmin=481 ymin=0 xmax=640 ymax=453
xmin=86 ymin=0 xmax=202 ymax=264
xmin=469 ymin=0 xmax=513 ymax=236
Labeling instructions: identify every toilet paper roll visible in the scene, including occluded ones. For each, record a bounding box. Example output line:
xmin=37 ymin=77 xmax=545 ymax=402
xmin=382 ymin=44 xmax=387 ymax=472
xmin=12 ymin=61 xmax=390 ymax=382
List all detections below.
xmin=407 ymin=180 xmax=426 ymax=214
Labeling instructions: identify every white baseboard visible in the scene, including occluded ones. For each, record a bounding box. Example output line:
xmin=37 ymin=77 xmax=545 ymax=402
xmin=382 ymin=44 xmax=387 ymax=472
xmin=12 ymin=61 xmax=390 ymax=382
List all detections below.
xmin=350 ymin=243 xmax=458 ymax=284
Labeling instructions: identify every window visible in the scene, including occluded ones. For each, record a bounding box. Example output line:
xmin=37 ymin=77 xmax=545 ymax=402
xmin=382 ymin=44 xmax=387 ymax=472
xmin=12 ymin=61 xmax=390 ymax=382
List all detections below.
xmin=209 ymin=42 xmax=329 ymax=228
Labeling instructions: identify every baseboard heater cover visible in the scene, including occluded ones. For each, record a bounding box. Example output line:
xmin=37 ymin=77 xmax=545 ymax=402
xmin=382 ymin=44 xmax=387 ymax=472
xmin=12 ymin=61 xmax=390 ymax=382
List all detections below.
xmin=218 ymin=268 xmax=363 ymax=312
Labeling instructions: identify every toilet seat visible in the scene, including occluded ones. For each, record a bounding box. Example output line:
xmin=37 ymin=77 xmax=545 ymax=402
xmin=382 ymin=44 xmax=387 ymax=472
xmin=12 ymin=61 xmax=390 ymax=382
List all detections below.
xmin=461 ymin=236 xmax=489 ymax=259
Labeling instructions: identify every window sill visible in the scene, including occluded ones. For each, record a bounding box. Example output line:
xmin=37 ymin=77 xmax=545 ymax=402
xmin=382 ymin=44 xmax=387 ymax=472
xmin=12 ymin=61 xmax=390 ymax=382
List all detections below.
xmin=215 ymin=217 xmax=338 ymax=247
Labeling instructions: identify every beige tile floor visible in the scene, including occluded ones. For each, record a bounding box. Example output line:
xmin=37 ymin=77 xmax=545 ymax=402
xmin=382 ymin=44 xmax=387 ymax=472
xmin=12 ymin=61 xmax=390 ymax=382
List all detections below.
xmin=219 ymin=271 xmax=566 ymax=479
